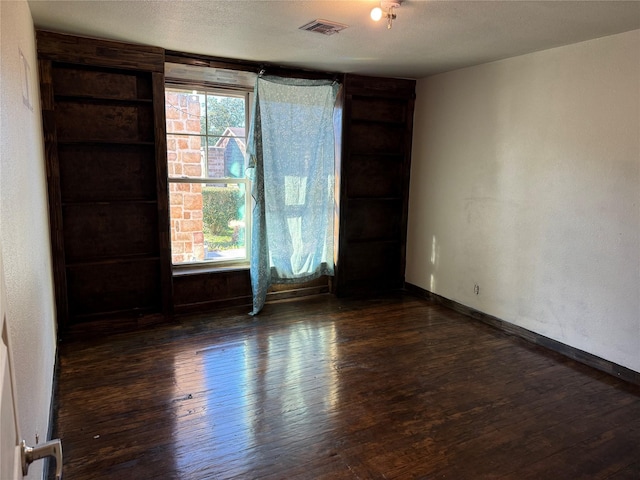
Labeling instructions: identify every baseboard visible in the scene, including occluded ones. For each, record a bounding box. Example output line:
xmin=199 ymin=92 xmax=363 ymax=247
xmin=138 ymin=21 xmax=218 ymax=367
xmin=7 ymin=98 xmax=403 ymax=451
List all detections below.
xmin=404 ymin=282 xmax=640 ymax=386
xmin=173 ymin=285 xmax=330 ymax=316
xmin=45 ymin=347 xmax=60 ymax=480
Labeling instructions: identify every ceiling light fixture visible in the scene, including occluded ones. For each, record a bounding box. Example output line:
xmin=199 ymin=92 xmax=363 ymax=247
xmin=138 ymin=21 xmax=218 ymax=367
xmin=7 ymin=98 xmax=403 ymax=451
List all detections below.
xmin=371 ymin=0 xmax=402 ymax=29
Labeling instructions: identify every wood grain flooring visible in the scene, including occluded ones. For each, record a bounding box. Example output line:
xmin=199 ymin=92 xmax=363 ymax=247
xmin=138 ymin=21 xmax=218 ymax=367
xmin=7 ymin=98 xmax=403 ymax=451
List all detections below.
xmin=51 ymin=293 xmax=640 ymax=479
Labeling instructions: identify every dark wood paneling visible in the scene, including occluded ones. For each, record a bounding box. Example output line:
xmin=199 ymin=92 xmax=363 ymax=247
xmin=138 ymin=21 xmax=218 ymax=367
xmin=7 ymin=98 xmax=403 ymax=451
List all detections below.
xmin=55 ymin=101 xmax=154 ymax=143
xmin=66 ymin=260 xmax=161 ymax=317
xmin=344 ymin=199 xmax=402 ymax=241
xmin=37 ymin=32 xmax=169 ymax=332
xmin=62 ymin=203 xmax=159 ymax=260
xmin=172 ymin=270 xmax=331 ymax=314
xmin=42 ymin=32 xmax=360 ymax=332
xmin=351 ymin=96 xmax=407 ymax=123
xmin=152 ymin=71 xmax=173 ymax=318
xmin=344 ymin=74 xmax=416 ymax=98
xmin=173 ymin=270 xmax=252 ymax=313
xmin=39 ymin=59 xmax=69 ymax=327
xmin=36 ymin=30 xmax=164 ymax=73
xmin=165 ymin=51 xmax=337 ymax=80
xmin=59 ymin=145 xmax=156 ymax=202
xmin=52 ymin=65 xmax=153 ymax=100
xmin=348 ymin=122 xmax=405 ymax=154
xmin=347 ymin=154 xmax=403 ymax=198
xmin=336 ymin=74 xmax=415 ymax=297
xmin=344 ymin=241 xmax=402 ymax=282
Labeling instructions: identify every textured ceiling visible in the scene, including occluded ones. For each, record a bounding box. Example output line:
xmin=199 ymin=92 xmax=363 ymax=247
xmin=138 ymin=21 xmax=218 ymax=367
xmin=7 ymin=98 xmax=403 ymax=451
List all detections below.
xmin=27 ymin=0 xmax=640 ymax=79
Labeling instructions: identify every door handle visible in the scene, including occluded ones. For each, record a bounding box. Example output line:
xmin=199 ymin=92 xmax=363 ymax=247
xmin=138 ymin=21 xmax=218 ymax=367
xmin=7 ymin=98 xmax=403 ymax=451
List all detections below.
xmin=21 ymin=438 xmax=63 ymax=480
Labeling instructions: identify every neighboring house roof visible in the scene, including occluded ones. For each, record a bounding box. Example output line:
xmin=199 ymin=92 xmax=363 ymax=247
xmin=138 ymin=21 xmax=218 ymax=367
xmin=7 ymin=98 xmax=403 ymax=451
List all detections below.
xmin=214 ymin=127 xmax=246 ymax=155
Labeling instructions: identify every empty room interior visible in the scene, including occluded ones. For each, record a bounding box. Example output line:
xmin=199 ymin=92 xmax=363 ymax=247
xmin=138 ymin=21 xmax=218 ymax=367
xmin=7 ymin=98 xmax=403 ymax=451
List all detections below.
xmin=1 ymin=0 xmax=639 ymax=479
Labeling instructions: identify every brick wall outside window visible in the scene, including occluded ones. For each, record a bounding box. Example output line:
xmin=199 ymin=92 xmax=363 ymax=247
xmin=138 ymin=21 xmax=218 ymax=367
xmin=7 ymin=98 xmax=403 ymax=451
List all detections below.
xmin=166 ymin=92 xmax=205 ymax=263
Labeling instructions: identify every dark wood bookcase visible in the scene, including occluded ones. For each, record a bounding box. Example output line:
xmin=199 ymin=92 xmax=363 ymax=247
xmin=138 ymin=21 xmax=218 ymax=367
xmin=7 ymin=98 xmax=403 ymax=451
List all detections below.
xmin=336 ymin=74 xmax=416 ymax=296
xmin=36 ymin=32 xmax=416 ymax=334
xmin=37 ymin=31 xmax=172 ymax=331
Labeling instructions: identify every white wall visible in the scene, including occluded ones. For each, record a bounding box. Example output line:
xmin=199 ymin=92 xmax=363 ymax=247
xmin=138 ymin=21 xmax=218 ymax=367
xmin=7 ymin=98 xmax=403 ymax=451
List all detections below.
xmin=407 ymin=30 xmax=640 ymax=373
xmin=0 ymin=1 xmax=57 ymax=477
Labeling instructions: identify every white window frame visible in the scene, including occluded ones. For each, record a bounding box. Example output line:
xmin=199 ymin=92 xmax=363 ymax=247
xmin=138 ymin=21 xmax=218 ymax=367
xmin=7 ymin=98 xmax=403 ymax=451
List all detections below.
xmin=165 ymin=83 xmax=254 ymax=270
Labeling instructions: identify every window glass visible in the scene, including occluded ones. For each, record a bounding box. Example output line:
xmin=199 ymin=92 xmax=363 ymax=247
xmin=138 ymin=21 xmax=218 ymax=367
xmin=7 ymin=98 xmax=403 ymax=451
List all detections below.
xmin=165 ymin=86 xmax=251 ymax=266
xmin=206 ymin=94 xmax=245 ymax=135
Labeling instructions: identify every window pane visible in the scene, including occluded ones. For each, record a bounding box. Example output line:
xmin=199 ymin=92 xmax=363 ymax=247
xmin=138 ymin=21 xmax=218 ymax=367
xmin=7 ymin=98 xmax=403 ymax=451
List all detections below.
xmin=166 ymin=83 xmax=251 ymax=267
xmin=167 ymin=134 xmax=205 ymax=179
xmin=203 ymin=183 xmax=247 ymax=262
xmin=165 ymin=89 xmax=206 ymax=135
xmin=206 ymin=95 xmax=245 ymax=136
xmin=169 ymin=181 xmax=247 ymax=265
xmin=207 ymin=135 xmax=247 ymax=179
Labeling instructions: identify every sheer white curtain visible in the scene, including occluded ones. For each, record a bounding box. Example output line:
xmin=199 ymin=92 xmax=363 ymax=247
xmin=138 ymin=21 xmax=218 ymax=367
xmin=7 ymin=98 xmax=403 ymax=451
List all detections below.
xmin=246 ymin=75 xmax=339 ymax=315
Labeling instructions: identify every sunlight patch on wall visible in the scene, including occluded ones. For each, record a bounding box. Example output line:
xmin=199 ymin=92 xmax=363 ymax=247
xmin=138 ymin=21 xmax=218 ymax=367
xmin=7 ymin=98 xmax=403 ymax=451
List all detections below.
xmin=430 ymin=235 xmax=439 ymax=292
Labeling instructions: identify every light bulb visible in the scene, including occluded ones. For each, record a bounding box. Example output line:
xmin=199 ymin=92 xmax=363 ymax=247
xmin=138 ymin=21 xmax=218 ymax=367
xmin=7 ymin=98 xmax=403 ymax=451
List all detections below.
xmin=370 ymin=7 xmax=383 ymax=21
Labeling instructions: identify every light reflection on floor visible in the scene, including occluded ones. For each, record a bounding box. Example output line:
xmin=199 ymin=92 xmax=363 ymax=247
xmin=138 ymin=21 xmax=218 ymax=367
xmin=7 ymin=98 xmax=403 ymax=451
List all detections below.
xmin=171 ymin=320 xmax=338 ymax=477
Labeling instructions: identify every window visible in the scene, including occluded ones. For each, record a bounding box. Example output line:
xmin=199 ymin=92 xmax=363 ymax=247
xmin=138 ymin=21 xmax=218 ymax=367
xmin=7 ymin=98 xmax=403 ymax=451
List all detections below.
xmin=165 ymin=86 xmax=252 ymax=267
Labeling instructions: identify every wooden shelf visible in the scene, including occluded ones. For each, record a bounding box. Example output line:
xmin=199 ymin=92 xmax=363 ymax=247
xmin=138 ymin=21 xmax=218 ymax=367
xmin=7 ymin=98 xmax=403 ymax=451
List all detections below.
xmin=39 ymin=35 xmax=172 ymax=330
xmin=58 ymin=140 xmax=155 ymax=146
xmin=336 ymin=74 xmax=415 ymax=297
xmin=65 ymin=255 xmax=161 ymax=268
xmin=69 ymin=306 xmax=161 ymax=323
xmin=350 ymin=118 xmax=406 ymax=127
xmin=61 ymin=199 xmax=158 ymax=206
xmin=348 ymin=151 xmax=407 ymax=157
xmin=55 ymin=94 xmax=153 ymax=104
xmin=345 ymin=238 xmax=401 ymax=245
xmin=346 ymin=196 xmax=403 ymax=201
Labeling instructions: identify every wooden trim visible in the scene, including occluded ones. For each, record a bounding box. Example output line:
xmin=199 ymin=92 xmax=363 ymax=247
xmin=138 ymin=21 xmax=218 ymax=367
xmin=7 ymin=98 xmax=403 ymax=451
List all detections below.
xmin=173 ymin=286 xmax=330 ymax=316
xmin=173 ymin=295 xmax=253 ymax=315
xmin=39 ymin=59 xmax=69 ymax=330
xmin=267 ymin=285 xmax=330 ymax=303
xmin=165 ymin=52 xmax=261 ymax=73
xmin=344 ymin=74 xmax=416 ymax=99
xmin=61 ymin=312 xmax=168 ymax=342
xmin=404 ymin=282 xmax=640 ymax=386
xmin=166 ymin=78 xmax=252 ymax=95
xmin=335 ymin=80 xmax=352 ymax=296
xmin=165 ymin=51 xmax=339 ymax=81
xmin=45 ymin=348 xmax=60 ymax=479
xmin=36 ymin=30 xmax=164 ymax=72
xmin=335 ymin=74 xmax=416 ymax=297
xmin=398 ymin=95 xmax=415 ymax=290
xmin=152 ymin=71 xmax=173 ymax=318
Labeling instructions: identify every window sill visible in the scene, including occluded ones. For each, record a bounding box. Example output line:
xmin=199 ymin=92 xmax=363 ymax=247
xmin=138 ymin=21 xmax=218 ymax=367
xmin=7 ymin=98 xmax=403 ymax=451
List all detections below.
xmin=172 ymin=263 xmax=249 ymax=277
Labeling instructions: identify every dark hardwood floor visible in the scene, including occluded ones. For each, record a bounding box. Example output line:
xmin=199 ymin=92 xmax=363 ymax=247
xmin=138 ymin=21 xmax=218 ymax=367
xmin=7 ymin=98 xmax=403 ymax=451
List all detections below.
xmin=52 ymin=293 xmax=640 ymax=479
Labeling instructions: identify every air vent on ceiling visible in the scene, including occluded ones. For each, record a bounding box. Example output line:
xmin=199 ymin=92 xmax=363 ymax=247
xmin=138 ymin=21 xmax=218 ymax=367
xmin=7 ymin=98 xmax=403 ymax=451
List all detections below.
xmin=299 ymin=19 xmax=348 ymax=36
